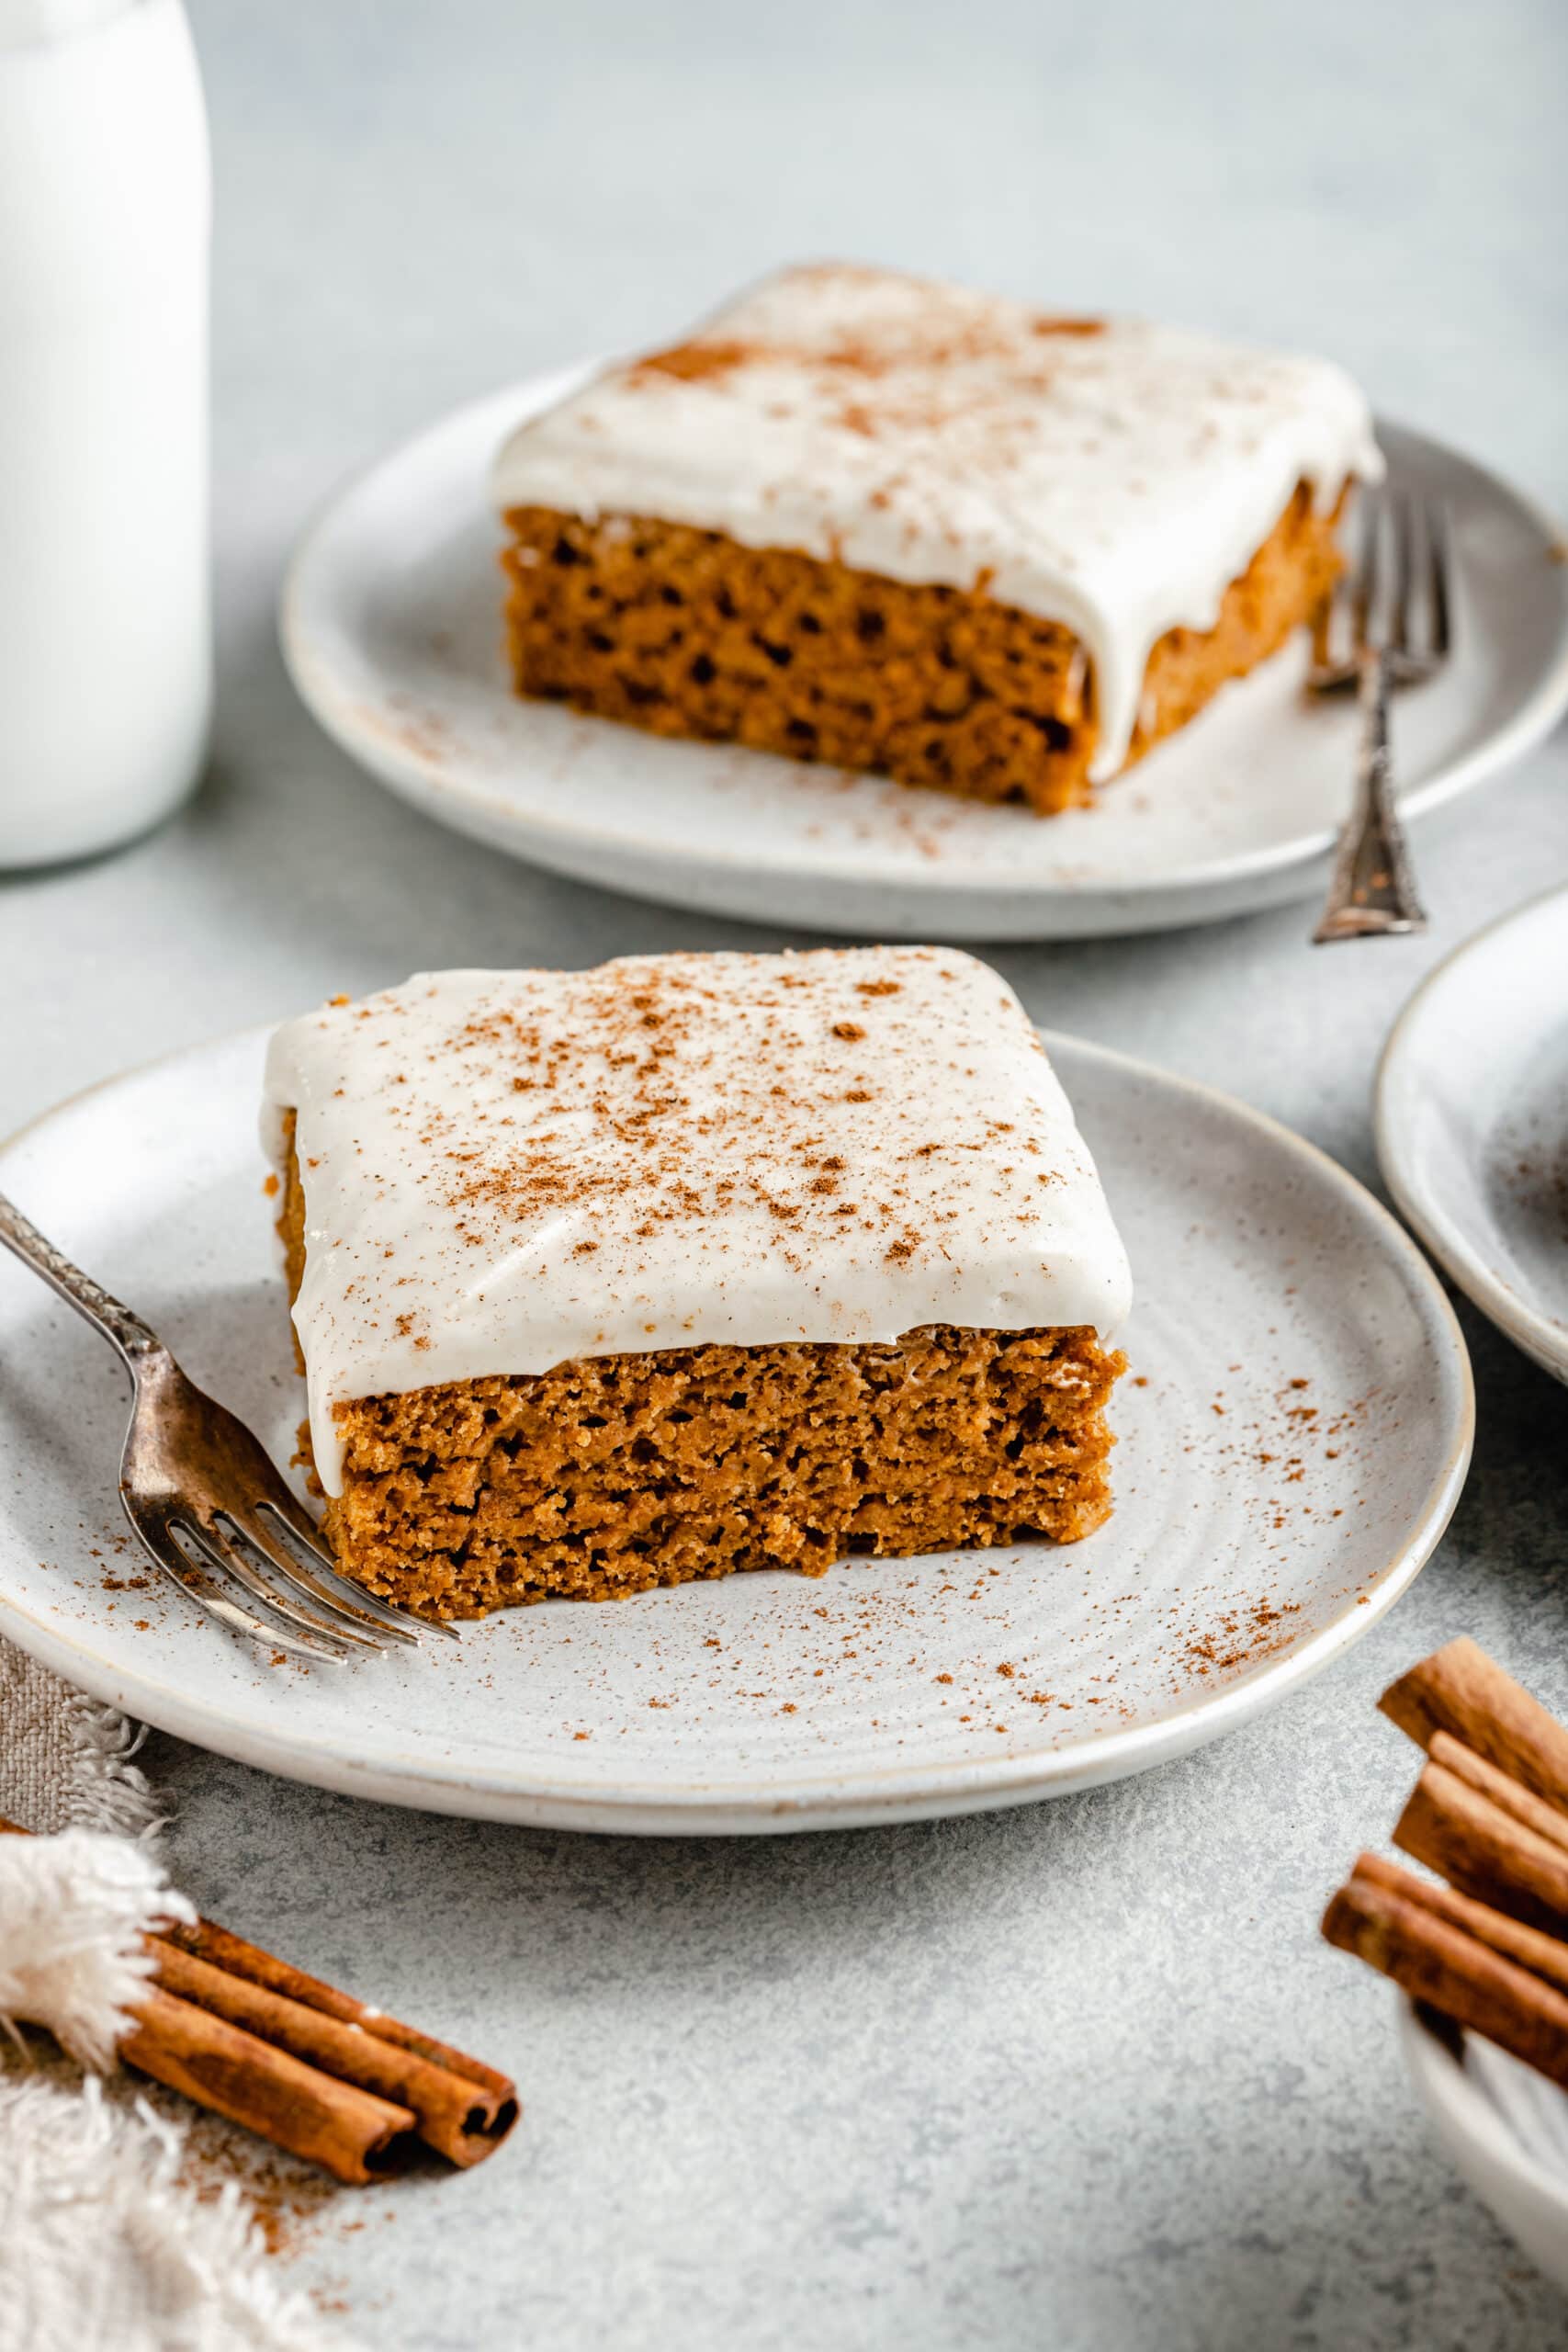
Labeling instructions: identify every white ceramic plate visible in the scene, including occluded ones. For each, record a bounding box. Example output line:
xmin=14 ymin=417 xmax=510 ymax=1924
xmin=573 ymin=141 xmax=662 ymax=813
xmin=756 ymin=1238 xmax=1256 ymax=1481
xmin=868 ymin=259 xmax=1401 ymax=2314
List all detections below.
xmin=1401 ymin=1999 xmax=1568 ymax=2293
xmin=0 ymin=1027 xmax=1471 ymax=1833
xmin=281 ymin=371 xmax=1568 ymax=941
xmin=1377 ymin=882 xmax=1568 ymax=1386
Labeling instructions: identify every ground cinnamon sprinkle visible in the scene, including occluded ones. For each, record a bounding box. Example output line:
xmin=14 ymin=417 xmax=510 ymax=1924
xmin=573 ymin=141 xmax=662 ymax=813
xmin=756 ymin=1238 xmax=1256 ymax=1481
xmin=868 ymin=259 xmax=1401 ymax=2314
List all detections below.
xmin=1177 ymin=1597 xmax=1304 ymax=1679
xmin=166 ymin=2095 xmax=366 ymax=2265
xmin=290 ymin=950 xmax=1090 ymax=1306
xmin=622 ymin=284 xmax=1106 ymax=412
xmin=628 ymin=336 xmax=758 ymax=386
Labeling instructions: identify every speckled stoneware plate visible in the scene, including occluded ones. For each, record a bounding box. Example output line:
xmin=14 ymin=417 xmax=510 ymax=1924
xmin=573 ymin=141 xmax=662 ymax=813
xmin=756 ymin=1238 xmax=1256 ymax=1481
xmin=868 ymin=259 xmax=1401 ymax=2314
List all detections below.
xmin=1401 ymin=2001 xmax=1568 ymax=2292
xmin=280 ymin=370 xmax=1568 ymax=941
xmin=0 ymin=1027 xmax=1472 ymax=1833
xmin=1377 ymin=882 xmax=1568 ymax=1387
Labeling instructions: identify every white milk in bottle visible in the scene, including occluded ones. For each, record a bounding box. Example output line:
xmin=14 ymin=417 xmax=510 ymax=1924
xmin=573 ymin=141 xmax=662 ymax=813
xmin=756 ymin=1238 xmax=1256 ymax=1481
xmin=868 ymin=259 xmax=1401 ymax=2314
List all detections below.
xmin=0 ymin=0 xmax=210 ymax=866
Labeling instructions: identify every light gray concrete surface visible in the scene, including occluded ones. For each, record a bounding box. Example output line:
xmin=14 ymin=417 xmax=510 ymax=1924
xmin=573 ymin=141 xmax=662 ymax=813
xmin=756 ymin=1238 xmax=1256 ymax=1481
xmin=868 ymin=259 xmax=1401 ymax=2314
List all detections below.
xmin=4 ymin=1 xmax=1568 ymax=2342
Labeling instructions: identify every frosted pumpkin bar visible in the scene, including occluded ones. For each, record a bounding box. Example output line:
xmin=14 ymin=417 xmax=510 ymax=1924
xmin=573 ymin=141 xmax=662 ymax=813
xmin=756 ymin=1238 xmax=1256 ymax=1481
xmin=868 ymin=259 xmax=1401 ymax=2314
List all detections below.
xmin=263 ymin=948 xmax=1132 ymax=1621
xmin=492 ymin=262 xmax=1382 ymax=814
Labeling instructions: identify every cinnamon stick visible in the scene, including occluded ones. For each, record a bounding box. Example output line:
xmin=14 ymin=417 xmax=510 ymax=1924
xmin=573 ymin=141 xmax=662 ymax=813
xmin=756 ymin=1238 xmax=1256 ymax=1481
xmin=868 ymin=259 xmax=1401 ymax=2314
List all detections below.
xmin=160 ymin=1913 xmax=513 ymax=2107
xmin=1428 ymin=1731 xmax=1568 ymax=1860
xmin=118 ymin=1987 xmax=417 ymax=2184
xmin=1348 ymin=1850 xmax=1568 ymax=1997
xmin=151 ymin=1939 xmax=516 ymax=2165
xmin=0 ymin=1817 xmax=516 ymax=2178
xmin=1380 ymin=1638 xmax=1568 ymax=1815
xmin=1394 ymin=1759 xmax=1568 ymax=1939
xmin=1322 ymin=1867 xmax=1568 ymax=2092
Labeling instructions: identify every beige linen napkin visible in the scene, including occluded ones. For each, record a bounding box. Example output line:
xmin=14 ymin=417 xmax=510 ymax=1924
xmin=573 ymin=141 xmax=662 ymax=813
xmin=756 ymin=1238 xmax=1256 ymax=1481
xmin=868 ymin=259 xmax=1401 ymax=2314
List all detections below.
xmin=0 ymin=1640 xmax=358 ymax=2352
xmin=0 ymin=1638 xmax=159 ymax=1839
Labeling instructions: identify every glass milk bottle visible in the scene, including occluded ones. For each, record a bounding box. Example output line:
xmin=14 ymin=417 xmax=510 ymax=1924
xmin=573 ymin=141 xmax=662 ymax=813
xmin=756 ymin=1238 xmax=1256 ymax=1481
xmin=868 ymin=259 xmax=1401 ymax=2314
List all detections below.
xmin=0 ymin=0 xmax=210 ymax=867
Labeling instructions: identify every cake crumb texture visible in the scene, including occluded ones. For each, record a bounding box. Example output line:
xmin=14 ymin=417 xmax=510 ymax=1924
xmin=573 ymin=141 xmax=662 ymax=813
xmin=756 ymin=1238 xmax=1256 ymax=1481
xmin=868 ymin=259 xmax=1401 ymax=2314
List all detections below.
xmin=306 ymin=1329 xmax=1123 ymax=1621
xmin=500 ymin=483 xmax=1343 ymax=814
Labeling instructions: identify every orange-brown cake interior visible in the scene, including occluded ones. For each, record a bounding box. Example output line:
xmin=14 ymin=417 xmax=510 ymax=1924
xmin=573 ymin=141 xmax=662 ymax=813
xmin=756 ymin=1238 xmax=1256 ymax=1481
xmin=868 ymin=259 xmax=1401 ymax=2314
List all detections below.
xmin=499 ymin=482 xmax=1344 ymax=816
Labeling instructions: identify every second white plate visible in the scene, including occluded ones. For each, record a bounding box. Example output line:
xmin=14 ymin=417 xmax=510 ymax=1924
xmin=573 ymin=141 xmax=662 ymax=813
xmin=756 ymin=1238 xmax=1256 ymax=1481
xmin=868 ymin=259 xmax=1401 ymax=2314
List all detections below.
xmin=1377 ymin=881 xmax=1568 ymax=1385
xmin=0 ymin=1026 xmax=1470 ymax=1832
xmin=282 ymin=371 xmax=1568 ymax=940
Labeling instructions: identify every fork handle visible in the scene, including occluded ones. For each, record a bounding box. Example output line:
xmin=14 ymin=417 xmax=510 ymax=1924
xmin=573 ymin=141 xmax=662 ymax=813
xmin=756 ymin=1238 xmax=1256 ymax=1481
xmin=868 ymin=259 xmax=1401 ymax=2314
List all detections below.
xmin=1312 ymin=649 xmax=1428 ymax=944
xmin=0 ymin=1189 xmax=164 ymax=1368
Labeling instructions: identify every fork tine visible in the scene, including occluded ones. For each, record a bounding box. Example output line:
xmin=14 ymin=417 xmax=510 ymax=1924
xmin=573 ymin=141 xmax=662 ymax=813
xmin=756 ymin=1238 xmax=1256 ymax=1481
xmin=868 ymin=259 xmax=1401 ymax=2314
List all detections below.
xmin=1425 ymin=497 xmax=1453 ymax=660
xmin=256 ymin=1492 xmax=460 ymax=1642
xmin=175 ymin=1515 xmax=378 ymax=1655
xmin=123 ymin=1504 xmax=348 ymax=1666
xmin=224 ymin=1501 xmax=424 ymax=1647
xmin=1351 ymin=488 xmax=1382 ymax=652
xmin=1389 ymin=492 xmax=1416 ymax=662
xmin=1313 ymin=561 xmax=1353 ymax=680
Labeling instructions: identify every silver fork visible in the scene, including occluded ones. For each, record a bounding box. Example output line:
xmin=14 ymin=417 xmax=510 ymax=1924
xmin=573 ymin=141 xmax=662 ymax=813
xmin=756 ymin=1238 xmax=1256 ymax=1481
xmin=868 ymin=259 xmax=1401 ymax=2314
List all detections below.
xmin=1309 ymin=485 xmax=1452 ymax=944
xmin=0 ymin=1190 xmax=454 ymax=1663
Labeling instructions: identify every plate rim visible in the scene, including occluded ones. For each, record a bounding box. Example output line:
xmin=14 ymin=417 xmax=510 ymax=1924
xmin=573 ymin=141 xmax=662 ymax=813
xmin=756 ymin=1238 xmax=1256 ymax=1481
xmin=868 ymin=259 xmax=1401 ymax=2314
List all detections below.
xmin=1375 ymin=879 xmax=1568 ymax=1385
xmin=279 ymin=369 xmax=1568 ymax=908
xmin=0 ymin=1022 xmax=1474 ymax=1833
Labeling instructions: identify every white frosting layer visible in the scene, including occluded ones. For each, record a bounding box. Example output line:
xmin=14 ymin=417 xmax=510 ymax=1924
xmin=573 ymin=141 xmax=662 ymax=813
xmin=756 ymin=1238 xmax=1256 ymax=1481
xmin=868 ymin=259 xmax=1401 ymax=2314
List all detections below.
xmin=492 ymin=263 xmax=1382 ymax=779
xmin=264 ymin=948 xmax=1134 ymax=1495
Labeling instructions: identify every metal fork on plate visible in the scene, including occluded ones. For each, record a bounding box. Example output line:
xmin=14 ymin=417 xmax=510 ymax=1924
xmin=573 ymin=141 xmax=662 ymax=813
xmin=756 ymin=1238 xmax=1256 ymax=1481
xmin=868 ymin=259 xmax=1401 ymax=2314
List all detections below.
xmin=1309 ymin=486 xmax=1453 ymax=944
xmin=0 ymin=1190 xmax=453 ymax=1662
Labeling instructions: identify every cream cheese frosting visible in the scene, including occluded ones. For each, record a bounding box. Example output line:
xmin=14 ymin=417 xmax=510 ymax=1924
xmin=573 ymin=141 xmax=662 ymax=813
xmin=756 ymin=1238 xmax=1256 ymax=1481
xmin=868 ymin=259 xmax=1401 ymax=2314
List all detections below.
xmin=263 ymin=947 xmax=1133 ymax=1495
xmin=491 ymin=262 xmax=1382 ymax=780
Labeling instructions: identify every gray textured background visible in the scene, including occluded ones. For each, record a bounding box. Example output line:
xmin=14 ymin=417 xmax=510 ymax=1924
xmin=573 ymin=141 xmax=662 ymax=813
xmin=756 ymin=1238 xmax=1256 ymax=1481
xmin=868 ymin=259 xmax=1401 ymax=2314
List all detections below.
xmin=4 ymin=0 xmax=1568 ymax=2342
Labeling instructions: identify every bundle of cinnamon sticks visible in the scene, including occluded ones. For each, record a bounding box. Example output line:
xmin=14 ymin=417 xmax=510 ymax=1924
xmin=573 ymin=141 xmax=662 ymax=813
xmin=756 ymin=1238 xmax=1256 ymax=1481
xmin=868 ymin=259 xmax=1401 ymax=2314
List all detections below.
xmin=1322 ymin=1637 xmax=1568 ymax=2091
xmin=1 ymin=1818 xmax=517 ymax=2184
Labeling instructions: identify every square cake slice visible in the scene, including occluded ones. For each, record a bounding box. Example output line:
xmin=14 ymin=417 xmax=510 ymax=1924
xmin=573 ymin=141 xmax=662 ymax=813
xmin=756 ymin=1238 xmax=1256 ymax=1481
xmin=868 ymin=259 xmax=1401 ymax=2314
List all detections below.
xmin=492 ymin=262 xmax=1382 ymax=815
xmin=264 ymin=948 xmax=1132 ymax=1620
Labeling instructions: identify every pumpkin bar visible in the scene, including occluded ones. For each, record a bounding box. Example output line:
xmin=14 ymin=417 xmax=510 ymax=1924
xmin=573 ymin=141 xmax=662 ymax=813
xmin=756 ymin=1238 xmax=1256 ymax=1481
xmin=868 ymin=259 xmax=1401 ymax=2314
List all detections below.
xmin=491 ymin=263 xmax=1382 ymax=814
xmin=263 ymin=947 xmax=1132 ymax=1621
